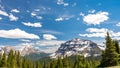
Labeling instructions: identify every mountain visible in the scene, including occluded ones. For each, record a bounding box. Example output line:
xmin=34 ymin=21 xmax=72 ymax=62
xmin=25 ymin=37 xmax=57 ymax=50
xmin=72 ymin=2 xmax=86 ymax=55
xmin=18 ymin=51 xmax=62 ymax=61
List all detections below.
xmin=0 ymin=43 xmax=42 ymax=56
xmin=50 ymin=38 xmax=102 ymax=59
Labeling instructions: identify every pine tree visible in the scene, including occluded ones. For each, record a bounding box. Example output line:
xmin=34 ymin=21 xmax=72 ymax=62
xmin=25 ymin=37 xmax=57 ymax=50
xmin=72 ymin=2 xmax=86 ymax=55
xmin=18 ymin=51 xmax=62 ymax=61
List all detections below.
xmin=99 ymin=32 xmax=119 ymax=67
xmin=113 ymin=40 xmax=120 ymax=54
xmin=22 ymin=58 xmax=28 ymax=68
xmin=1 ymin=52 xmax=7 ymax=67
xmin=0 ymin=54 xmax=2 ymax=66
xmin=50 ymin=60 xmax=57 ymax=68
xmin=17 ymin=51 xmax=22 ymax=68
xmin=63 ymin=56 xmax=72 ymax=68
xmin=36 ymin=61 xmax=42 ymax=68
xmin=43 ymin=60 xmax=47 ymax=68
xmin=7 ymin=50 xmax=14 ymax=67
xmin=56 ymin=57 xmax=63 ymax=68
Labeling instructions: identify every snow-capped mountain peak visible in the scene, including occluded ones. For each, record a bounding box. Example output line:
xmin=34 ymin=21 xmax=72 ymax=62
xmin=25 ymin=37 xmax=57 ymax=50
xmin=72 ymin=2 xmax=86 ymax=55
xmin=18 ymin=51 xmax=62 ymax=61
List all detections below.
xmin=0 ymin=43 xmax=41 ymax=56
xmin=50 ymin=38 xmax=102 ymax=58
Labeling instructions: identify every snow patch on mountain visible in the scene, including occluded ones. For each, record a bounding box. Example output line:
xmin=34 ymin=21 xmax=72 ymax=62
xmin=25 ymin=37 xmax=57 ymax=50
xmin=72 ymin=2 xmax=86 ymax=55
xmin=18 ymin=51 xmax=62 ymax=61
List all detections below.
xmin=50 ymin=38 xmax=102 ymax=59
xmin=0 ymin=43 xmax=41 ymax=56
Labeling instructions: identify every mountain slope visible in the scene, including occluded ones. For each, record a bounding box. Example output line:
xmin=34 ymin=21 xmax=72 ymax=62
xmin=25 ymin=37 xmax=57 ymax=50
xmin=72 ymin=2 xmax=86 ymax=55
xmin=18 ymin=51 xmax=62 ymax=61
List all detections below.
xmin=0 ymin=43 xmax=41 ymax=56
xmin=50 ymin=38 xmax=102 ymax=58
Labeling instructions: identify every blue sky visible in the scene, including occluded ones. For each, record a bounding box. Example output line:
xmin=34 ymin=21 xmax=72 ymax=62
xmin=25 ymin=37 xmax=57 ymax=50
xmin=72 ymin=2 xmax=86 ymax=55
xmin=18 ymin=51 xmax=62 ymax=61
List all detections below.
xmin=0 ymin=0 xmax=120 ymax=53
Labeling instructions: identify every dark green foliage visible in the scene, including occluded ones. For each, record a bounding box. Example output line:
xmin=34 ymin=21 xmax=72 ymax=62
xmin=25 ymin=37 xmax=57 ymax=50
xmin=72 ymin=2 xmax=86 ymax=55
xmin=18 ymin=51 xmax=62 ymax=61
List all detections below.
xmin=0 ymin=52 xmax=7 ymax=67
xmin=99 ymin=32 xmax=119 ymax=67
xmin=113 ymin=40 xmax=120 ymax=54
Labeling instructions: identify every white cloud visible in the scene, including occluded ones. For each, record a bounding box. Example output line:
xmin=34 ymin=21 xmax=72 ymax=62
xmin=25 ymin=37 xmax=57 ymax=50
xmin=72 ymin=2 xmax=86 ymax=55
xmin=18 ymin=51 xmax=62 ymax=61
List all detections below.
xmin=43 ymin=34 xmax=57 ymax=40
xmin=0 ymin=28 xmax=40 ymax=39
xmin=0 ymin=17 xmax=2 ymax=20
xmin=31 ymin=12 xmax=43 ymax=20
xmin=86 ymin=28 xmax=108 ymax=33
xmin=79 ymin=32 xmax=106 ymax=38
xmin=36 ymin=40 xmax=65 ymax=53
xmin=36 ymin=40 xmax=65 ymax=46
xmin=88 ymin=10 xmax=96 ymax=13
xmin=31 ymin=12 xmax=37 ymax=16
xmin=83 ymin=11 xmax=109 ymax=25
xmin=79 ymin=28 xmax=120 ymax=39
xmin=22 ymin=22 xmax=42 ymax=28
xmin=9 ymin=13 xmax=18 ymax=21
xmin=40 ymin=45 xmax=59 ymax=53
xmin=80 ymin=12 xmax=85 ymax=16
xmin=55 ymin=17 xmax=64 ymax=21
xmin=0 ymin=10 xmax=19 ymax=21
xmin=57 ymin=0 xmax=69 ymax=6
xmin=0 ymin=10 xmax=9 ymax=16
xmin=116 ymin=22 xmax=120 ymax=26
xmin=55 ymin=14 xmax=74 ymax=21
xmin=36 ymin=16 xmax=43 ymax=19
xmin=20 ymin=39 xmax=31 ymax=42
xmin=11 ymin=9 xmax=20 ymax=13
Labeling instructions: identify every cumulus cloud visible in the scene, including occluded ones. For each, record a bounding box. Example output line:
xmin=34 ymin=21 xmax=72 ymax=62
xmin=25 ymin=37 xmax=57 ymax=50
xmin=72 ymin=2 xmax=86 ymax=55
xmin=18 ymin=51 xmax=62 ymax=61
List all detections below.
xmin=36 ymin=40 xmax=65 ymax=53
xmin=0 ymin=10 xmax=9 ymax=16
xmin=116 ymin=22 xmax=120 ymax=26
xmin=11 ymin=9 xmax=20 ymax=13
xmin=9 ymin=13 xmax=18 ymax=21
xmin=0 ymin=28 xmax=40 ymax=39
xmin=83 ymin=11 xmax=109 ymax=25
xmin=79 ymin=32 xmax=106 ymax=38
xmin=36 ymin=40 xmax=65 ymax=46
xmin=22 ymin=22 xmax=42 ymax=28
xmin=79 ymin=28 xmax=120 ymax=40
xmin=43 ymin=34 xmax=57 ymax=40
xmin=86 ymin=28 xmax=108 ymax=33
xmin=57 ymin=0 xmax=69 ymax=6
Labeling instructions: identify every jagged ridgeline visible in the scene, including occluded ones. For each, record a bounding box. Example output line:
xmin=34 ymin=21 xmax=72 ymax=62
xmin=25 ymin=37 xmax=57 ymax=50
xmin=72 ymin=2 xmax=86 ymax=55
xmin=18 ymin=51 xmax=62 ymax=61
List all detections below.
xmin=50 ymin=38 xmax=102 ymax=59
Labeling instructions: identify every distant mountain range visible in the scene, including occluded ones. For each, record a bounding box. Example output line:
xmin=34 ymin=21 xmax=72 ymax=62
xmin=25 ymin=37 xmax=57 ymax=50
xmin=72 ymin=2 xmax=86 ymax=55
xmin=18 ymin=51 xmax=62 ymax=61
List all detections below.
xmin=0 ymin=43 xmax=41 ymax=56
xmin=0 ymin=38 xmax=107 ymax=59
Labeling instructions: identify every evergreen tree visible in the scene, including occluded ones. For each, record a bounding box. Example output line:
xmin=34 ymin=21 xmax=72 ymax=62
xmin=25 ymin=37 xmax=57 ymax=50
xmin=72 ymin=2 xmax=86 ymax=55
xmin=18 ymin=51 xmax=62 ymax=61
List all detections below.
xmin=63 ymin=56 xmax=72 ymax=68
xmin=0 ymin=54 xmax=2 ymax=66
xmin=17 ymin=51 xmax=22 ymax=68
xmin=56 ymin=57 xmax=63 ymax=68
xmin=50 ymin=60 xmax=57 ymax=68
xmin=113 ymin=40 xmax=120 ymax=54
xmin=36 ymin=61 xmax=42 ymax=68
xmin=7 ymin=50 xmax=14 ymax=67
xmin=1 ymin=52 xmax=7 ymax=67
xmin=99 ymin=32 xmax=119 ymax=67
xmin=43 ymin=60 xmax=48 ymax=68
